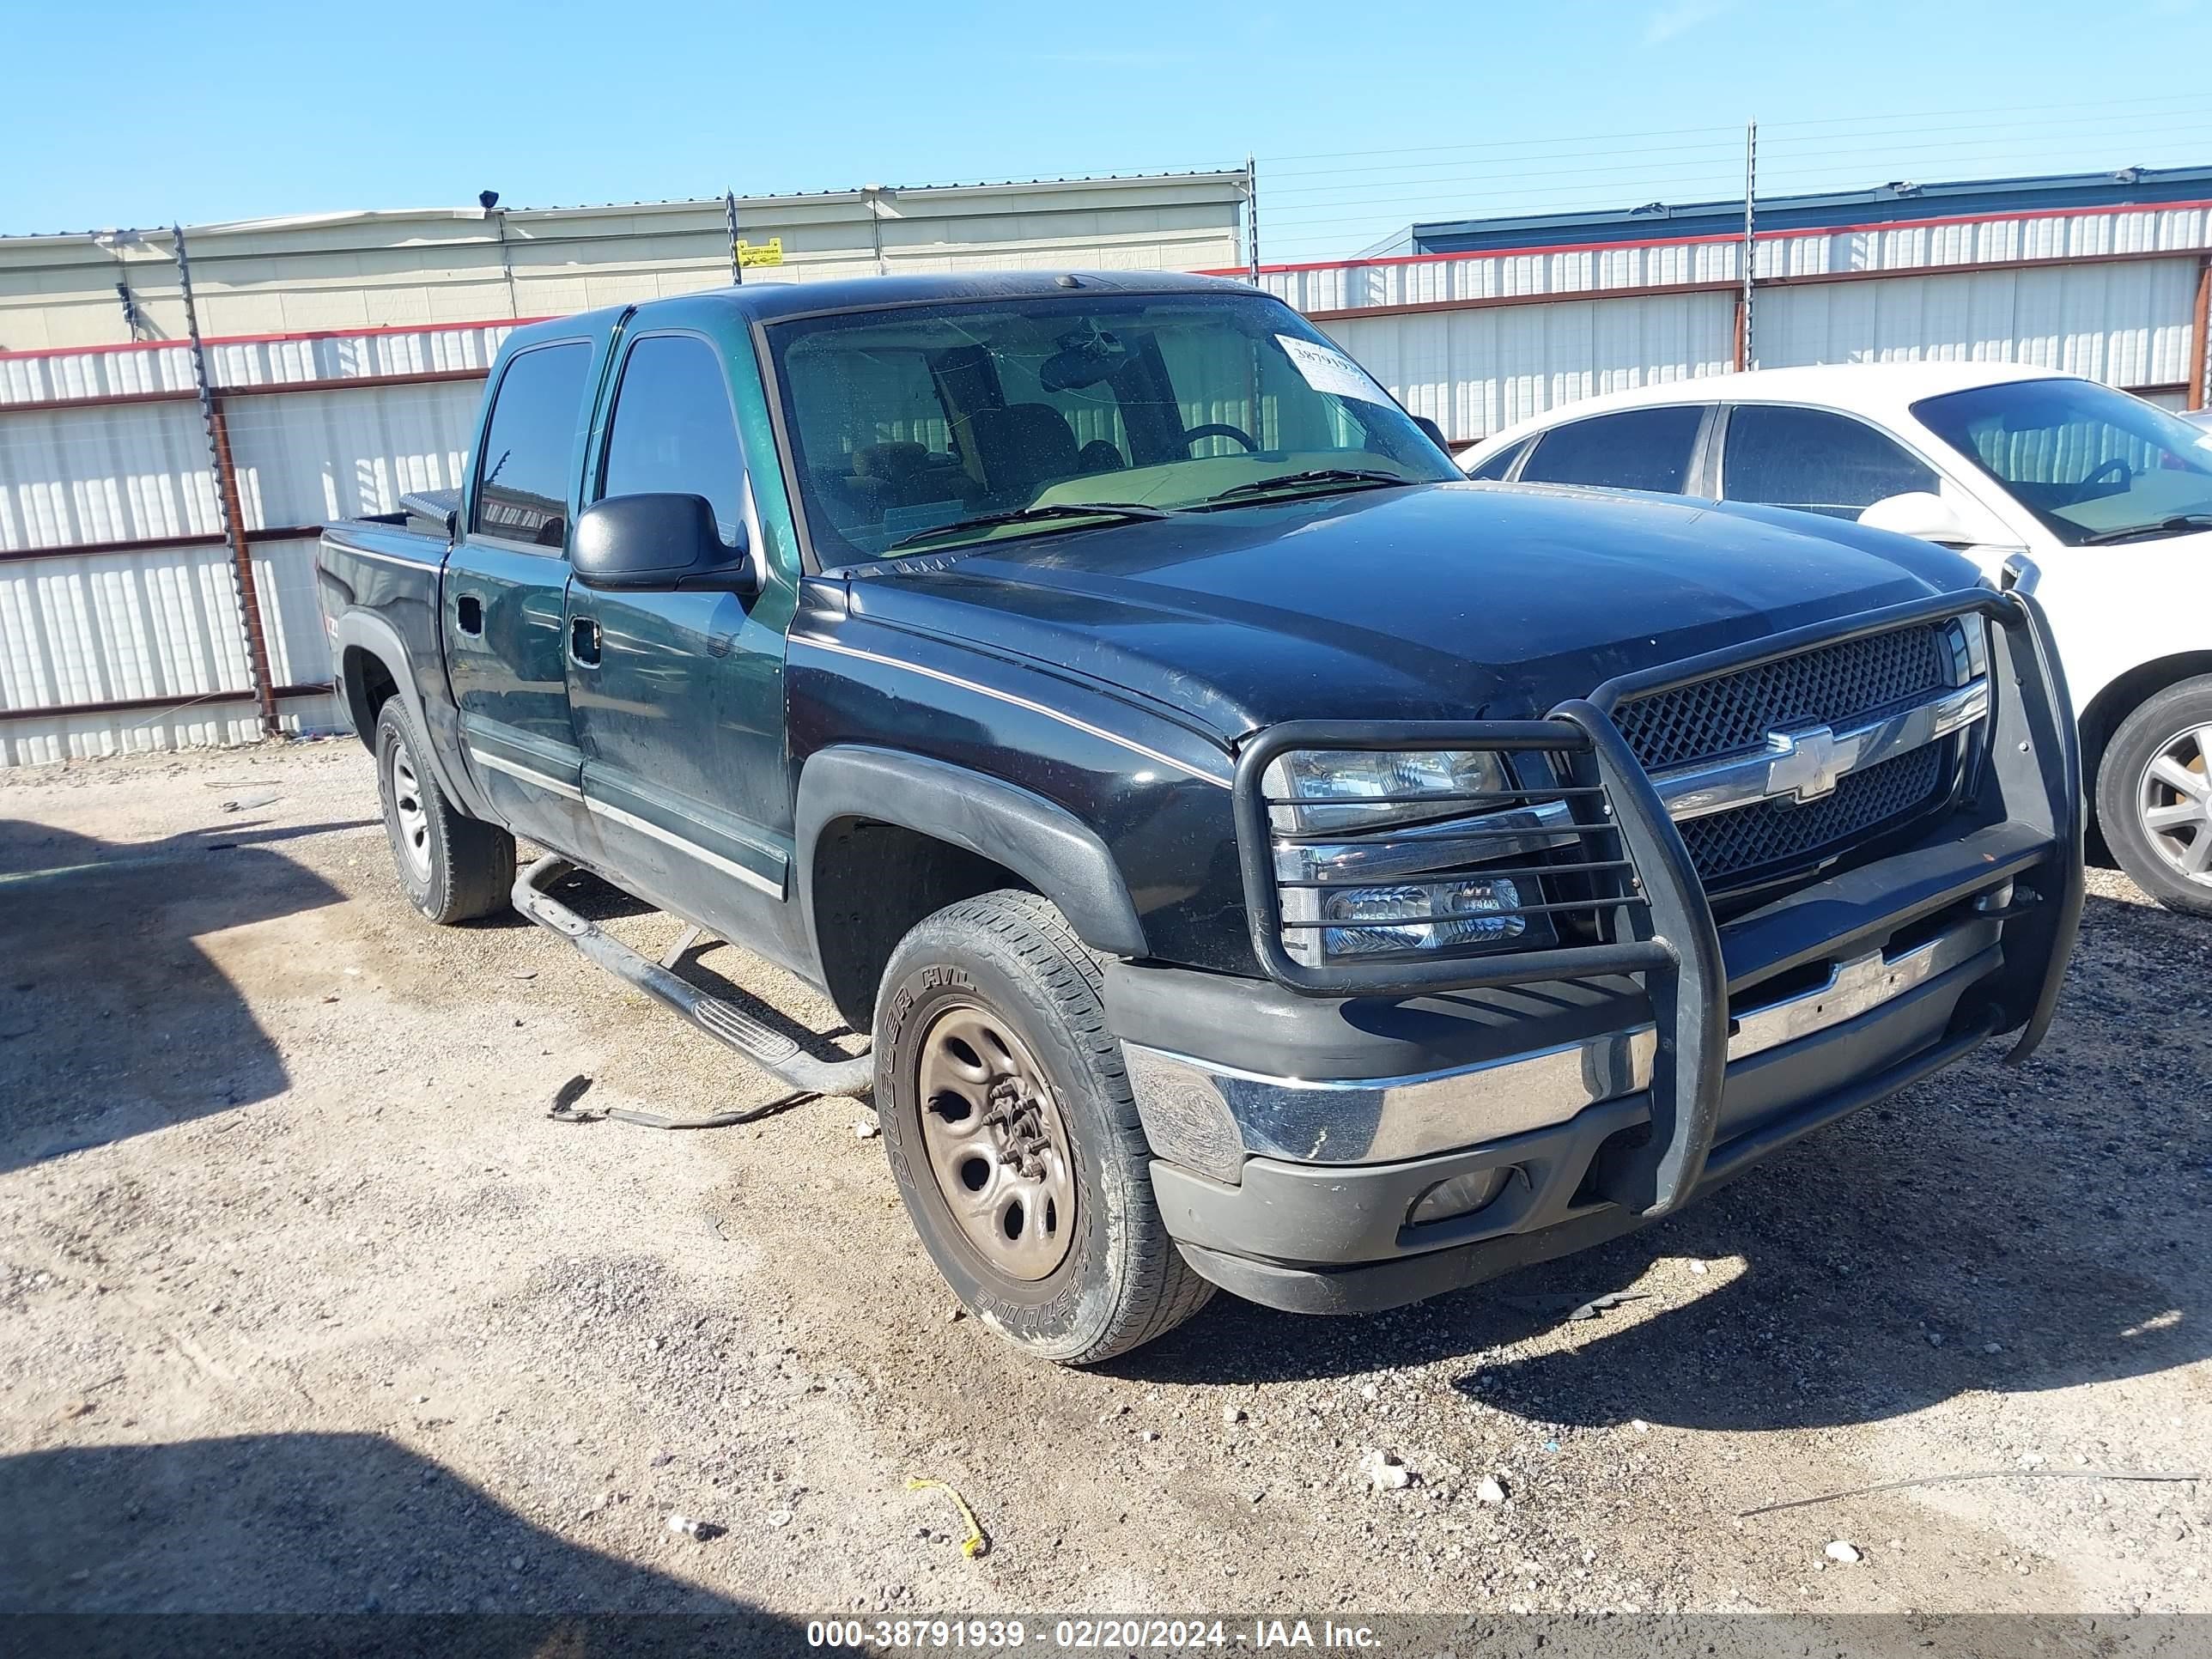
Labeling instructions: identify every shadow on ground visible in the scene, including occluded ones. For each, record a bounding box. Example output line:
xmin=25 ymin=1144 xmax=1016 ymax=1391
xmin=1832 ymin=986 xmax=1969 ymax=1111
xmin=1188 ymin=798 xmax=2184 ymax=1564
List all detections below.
xmin=1115 ymin=890 xmax=2211 ymax=1437
xmin=0 ymin=816 xmax=366 ymax=1175
xmin=0 ymin=1432 xmax=807 ymax=1650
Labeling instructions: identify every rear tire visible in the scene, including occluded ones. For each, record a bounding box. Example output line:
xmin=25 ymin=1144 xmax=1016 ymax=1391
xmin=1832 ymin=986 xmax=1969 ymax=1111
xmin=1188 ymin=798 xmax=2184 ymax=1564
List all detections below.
xmin=2097 ymin=674 xmax=2212 ymax=917
xmin=373 ymin=699 xmax=515 ymax=924
xmin=873 ymin=889 xmax=1212 ymax=1364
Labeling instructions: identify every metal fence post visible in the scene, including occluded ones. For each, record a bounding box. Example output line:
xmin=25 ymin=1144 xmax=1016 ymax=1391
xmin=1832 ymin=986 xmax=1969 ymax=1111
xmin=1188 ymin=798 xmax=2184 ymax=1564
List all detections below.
xmin=1736 ymin=120 xmax=1758 ymax=372
xmin=172 ymin=224 xmax=279 ymax=739
xmin=2190 ymin=255 xmax=2210 ymax=411
xmin=1245 ymin=155 xmax=1261 ymax=288
xmin=725 ymin=191 xmax=744 ymax=287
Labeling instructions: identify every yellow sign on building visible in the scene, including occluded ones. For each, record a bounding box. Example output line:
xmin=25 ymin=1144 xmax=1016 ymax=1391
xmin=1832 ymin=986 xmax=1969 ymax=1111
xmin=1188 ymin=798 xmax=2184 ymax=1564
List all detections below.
xmin=735 ymin=238 xmax=785 ymax=268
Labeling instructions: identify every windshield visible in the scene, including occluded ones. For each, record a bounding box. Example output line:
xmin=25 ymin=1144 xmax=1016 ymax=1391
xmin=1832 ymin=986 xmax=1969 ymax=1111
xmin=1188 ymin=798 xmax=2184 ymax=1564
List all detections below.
xmin=1912 ymin=377 xmax=2212 ymax=545
xmin=766 ymin=290 xmax=1458 ymax=565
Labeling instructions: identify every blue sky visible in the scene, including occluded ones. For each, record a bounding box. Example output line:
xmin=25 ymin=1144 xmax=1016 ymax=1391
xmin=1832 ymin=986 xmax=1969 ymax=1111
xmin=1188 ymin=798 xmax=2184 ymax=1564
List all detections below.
xmin=5 ymin=0 xmax=2209 ymax=260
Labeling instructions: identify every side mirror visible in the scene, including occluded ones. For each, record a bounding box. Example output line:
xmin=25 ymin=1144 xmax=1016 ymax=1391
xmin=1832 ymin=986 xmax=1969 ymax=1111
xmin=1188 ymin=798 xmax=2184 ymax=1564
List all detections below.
xmin=2001 ymin=553 xmax=2041 ymax=595
xmin=571 ymin=493 xmax=757 ymax=598
xmin=1411 ymin=415 xmax=1452 ymax=453
xmin=1858 ymin=490 xmax=1975 ymax=549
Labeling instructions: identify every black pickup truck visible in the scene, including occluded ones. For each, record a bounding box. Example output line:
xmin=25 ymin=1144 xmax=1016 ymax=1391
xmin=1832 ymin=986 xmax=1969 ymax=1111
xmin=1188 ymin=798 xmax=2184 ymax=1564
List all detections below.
xmin=317 ymin=271 xmax=2081 ymax=1364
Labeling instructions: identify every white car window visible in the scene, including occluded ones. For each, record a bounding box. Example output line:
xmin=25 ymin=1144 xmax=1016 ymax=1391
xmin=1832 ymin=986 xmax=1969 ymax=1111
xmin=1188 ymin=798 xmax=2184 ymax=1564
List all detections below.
xmin=1465 ymin=437 xmax=1530 ymax=482
xmin=1913 ymin=379 xmax=2212 ymax=547
xmin=1722 ymin=405 xmax=1937 ymax=520
xmin=1517 ymin=407 xmax=1706 ymax=494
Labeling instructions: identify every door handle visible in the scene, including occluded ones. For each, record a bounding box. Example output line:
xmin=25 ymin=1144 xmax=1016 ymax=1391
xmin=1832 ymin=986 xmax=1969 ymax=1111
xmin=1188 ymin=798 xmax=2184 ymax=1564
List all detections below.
xmin=455 ymin=593 xmax=484 ymax=636
xmin=569 ymin=616 xmax=602 ymax=667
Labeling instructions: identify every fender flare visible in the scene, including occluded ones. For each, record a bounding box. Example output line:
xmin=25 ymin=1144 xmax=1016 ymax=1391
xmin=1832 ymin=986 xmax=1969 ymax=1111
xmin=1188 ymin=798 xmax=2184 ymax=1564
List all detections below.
xmin=794 ymin=746 xmax=1148 ymax=965
xmin=331 ymin=608 xmax=485 ymax=817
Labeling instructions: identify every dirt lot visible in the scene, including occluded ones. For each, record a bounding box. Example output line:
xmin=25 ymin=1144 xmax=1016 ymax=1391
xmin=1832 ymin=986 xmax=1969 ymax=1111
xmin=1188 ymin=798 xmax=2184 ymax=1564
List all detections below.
xmin=3 ymin=738 xmax=2208 ymax=1626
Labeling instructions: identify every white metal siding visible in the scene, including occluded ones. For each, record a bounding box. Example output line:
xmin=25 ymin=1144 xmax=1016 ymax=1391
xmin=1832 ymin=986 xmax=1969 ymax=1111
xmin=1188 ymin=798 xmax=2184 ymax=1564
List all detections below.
xmin=0 ymin=544 xmax=252 ymax=709
xmin=1272 ymin=202 xmax=2210 ymax=441
xmin=221 ymin=382 xmax=480 ymax=526
xmin=1759 ymin=259 xmax=2200 ymax=387
xmin=0 ymin=401 xmax=220 ymax=550
xmin=1326 ymin=292 xmax=1735 ymax=437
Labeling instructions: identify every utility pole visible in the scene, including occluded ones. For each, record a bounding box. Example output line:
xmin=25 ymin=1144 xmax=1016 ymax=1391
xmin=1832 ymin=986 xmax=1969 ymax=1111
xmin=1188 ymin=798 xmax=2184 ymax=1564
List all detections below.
xmin=1738 ymin=119 xmax=1759 ymax=372
xmin=173 ymin=224 xmax=279 ymax=739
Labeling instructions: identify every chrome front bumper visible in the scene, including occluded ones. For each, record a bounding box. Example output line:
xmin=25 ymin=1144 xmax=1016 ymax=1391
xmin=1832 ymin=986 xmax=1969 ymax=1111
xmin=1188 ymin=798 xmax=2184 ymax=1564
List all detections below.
xmin=1121 ymin=911 xmax=2003 ymax=1180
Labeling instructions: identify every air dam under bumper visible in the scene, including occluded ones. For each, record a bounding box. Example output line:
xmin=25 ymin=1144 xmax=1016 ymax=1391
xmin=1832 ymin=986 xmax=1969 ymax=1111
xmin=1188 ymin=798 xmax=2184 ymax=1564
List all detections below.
xmin=1123 ymin=938 xmax=2008 ymax=1309
xmin=1119 ymin=915 xmax=2006 ymax=1315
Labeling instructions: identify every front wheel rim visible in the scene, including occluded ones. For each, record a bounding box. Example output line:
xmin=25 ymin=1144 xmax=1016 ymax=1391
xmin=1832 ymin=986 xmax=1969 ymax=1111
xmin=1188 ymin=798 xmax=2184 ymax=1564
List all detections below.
xmin=2137 ymin=723 xmax=2212 ymax=885
xmin=915 ymin=1001 xmax=1076 ymax=1282
xmin=388 ymin=738 xmax=434 ymax=882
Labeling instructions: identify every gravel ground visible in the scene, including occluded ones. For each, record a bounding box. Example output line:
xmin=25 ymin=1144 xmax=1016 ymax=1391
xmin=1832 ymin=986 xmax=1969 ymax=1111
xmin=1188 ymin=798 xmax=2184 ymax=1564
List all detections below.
xmin=2 ymin=739 xmax=2208 ymax=1626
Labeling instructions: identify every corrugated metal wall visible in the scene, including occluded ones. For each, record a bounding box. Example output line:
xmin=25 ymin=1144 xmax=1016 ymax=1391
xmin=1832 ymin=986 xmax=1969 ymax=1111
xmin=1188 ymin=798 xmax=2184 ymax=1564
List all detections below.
xmin=0 ymin=324 xmax=508 ymax=765
xmin=1264 ymin=202 xmax=2212 ymax=440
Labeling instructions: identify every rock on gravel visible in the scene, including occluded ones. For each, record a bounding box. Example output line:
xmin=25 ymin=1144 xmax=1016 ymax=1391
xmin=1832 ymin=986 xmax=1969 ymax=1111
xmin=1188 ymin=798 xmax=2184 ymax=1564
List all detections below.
xmin=1364 ymin=1451 xmax=1412 ymax=1491
xmin=1826 ymin=1540 xmax=1863 ymax=1564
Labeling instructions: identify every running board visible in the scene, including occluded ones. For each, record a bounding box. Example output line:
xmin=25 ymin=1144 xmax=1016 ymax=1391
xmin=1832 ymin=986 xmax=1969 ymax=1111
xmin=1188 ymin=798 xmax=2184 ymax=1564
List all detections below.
xmin=514 ymin=855 xmax=874 ymax=1100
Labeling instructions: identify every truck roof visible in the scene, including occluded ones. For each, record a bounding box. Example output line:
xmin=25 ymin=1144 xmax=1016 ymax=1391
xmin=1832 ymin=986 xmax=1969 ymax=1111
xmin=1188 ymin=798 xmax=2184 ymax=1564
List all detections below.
xmin=504 ymin=270 xmax=1256 ymax=352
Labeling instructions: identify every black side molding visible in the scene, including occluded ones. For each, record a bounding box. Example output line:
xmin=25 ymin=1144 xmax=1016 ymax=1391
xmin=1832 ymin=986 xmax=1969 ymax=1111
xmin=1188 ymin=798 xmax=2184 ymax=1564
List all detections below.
xmin=793 ymin=746 xmax=1148 ymax=962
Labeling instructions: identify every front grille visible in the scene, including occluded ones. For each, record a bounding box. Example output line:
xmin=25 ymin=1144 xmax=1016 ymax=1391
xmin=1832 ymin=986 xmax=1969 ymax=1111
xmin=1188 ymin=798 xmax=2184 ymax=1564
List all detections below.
xmin=1676 ymin=743 xmax=1945 ymax=884
xmin=1615 ymin=622 xmax=1960 ymax=890
xmin=1614 ymin=624 xmax=1950 ymax=771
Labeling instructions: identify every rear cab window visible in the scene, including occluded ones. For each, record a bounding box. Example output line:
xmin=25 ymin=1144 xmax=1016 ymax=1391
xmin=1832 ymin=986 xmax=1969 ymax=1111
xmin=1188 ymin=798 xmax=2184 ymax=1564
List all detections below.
xmin=1720 ymin=404 xmax=1936 ymax=520
xmin=1517 ymin=406 xmax=1706 ymax=494
xmin=472 ymin=343 xmax=594 ymax=546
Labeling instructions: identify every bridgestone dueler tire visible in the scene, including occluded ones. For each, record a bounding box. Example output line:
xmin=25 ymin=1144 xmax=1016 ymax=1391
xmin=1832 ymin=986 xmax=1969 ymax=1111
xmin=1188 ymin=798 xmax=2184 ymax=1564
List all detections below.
xmin=2097 ymin=674 xmax=2212 ymax=918
xmin=373 ymin=698 xmax=515 ymax=925
xmin=874 ymin=889 xmax=1214 ymax=1364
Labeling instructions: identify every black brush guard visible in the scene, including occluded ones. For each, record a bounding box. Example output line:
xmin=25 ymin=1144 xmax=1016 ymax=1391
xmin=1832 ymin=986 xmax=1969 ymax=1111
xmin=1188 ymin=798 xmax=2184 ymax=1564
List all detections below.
xmin=1233 ymin=587 xmax=2082 ymax=1221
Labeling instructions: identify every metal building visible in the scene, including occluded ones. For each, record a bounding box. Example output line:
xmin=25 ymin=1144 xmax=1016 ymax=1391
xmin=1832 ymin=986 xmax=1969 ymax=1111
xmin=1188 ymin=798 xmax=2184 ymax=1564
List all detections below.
xmin=0 ymin=174 xmax=1248 ymax=764
xmin=1251 ymin=167 xmax=2212 ymax=445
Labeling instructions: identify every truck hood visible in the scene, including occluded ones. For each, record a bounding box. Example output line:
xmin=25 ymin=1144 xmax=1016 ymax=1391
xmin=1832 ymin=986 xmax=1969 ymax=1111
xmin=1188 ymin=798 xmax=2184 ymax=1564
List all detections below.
xmin=842 ymin=482 xmax=1981 ymax=740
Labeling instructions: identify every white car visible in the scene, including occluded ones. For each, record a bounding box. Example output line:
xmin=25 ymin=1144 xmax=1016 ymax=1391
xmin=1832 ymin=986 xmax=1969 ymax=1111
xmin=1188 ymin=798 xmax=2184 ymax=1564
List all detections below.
xmin=1461 ymin=364 xmax=2212 ymax=913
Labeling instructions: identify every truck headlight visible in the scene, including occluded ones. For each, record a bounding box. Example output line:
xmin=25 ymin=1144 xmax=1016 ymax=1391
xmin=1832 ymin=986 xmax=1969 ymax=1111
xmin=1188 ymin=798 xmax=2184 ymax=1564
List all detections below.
xmin=1281 ymin=875 xmax=1525 ymax=967
xmin=1263 ymin=748 xmax=1511 ymax=833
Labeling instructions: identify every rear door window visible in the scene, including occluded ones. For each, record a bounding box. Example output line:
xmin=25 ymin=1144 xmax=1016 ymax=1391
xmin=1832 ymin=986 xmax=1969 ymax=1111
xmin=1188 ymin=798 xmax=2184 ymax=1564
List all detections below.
xmin=1722 ymin=404 xmax=1937 ymax=520
xmin=1518 ymin=406 xmax=1705 ymax=494
xmin=472 ymin=342 xmax=592 ymax=545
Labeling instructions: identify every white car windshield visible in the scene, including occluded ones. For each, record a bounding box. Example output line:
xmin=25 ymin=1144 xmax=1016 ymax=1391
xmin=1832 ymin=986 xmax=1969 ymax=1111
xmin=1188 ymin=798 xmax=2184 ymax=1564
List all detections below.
xmin=766 ymin=291 xmax=1458 ymax=566
xmin=1913 ymin=378 xmax=2212 ymax=546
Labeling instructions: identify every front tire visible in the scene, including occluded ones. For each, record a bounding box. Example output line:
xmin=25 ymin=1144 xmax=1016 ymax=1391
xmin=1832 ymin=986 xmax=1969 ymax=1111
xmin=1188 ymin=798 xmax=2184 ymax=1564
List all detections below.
xmin=373 ymin=698 xmax=515 ymax=924
xmin=2098 ymin=674 xmax=2212 ymax=916
xmin=873 ymin=890 xmax=1212 ymax=1364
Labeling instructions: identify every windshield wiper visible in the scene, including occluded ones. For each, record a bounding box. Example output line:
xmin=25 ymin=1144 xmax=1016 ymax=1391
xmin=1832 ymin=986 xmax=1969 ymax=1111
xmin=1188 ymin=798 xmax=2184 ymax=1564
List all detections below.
xmin=1193 ymin=468 xmax=1413 ymax=507
xmin=886 ymin=501 xmax=1175 ymax=552
xmin=2077 ymin=514 xmax=2212 ymax=546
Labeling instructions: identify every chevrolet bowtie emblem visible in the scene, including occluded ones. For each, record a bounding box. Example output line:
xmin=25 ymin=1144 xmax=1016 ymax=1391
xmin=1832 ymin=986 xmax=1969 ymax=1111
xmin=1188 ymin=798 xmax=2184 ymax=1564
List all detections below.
xmin=1765 ymin=724 xmax=1843 ymax=804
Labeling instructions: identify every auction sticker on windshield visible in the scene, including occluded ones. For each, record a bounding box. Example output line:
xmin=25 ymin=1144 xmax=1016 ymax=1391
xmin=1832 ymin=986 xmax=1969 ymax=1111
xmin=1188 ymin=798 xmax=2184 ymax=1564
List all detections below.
xmin=1275 ymin=335 xmax=1389 ymax=405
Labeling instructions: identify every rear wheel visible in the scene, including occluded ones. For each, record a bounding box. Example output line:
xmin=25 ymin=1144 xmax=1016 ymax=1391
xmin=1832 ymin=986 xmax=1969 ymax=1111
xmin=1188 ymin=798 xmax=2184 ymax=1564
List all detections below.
xmin=873 ymin=890 xmax=1212 ymax=1364
xmin=373 ymin=698 xmax=515 ymax=924
xmin=2098 ymin=674 xmax=2212 ymax=916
